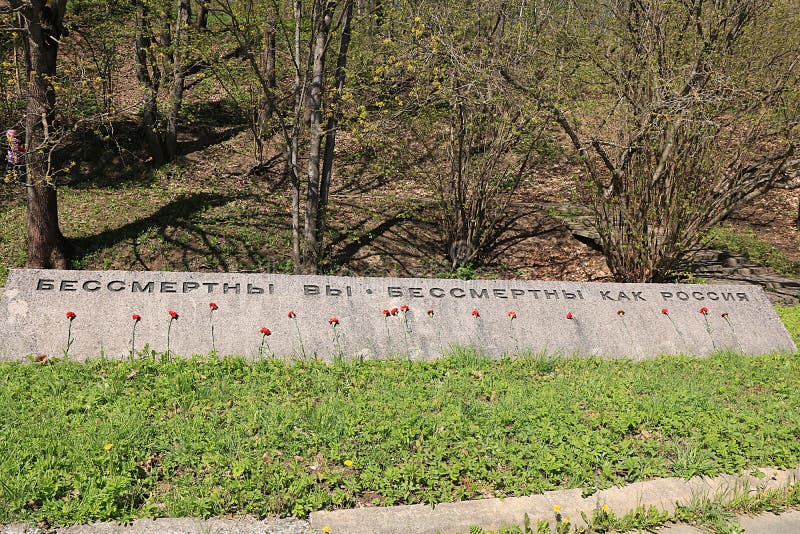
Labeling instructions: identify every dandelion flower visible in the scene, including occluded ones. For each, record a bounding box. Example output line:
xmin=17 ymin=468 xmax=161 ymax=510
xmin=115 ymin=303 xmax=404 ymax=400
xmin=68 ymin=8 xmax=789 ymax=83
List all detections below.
xmin=104 ymin=443 xmax=113 ymax=451
xmin=344 ymin=460 xmax=354 ymax=467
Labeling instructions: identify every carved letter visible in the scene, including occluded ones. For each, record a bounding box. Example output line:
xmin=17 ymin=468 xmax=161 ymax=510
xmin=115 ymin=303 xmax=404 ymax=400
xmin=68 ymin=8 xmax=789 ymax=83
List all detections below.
xmin=510 ymin=289 xmax=525 ymax=299
xmin=132 ymin=281 xmax=154 ymax=293
xmin=60 ymin=280 xmax=77 ymax=291
xmin=107 ymin=281 xmax=125 ymax=292
xmin=600 ymin=291 xmax=614 ymax=301
xmin=470 ymin=288 xmax=488 ymax=299
xmin=388 ymin=286 xmax=403 ymax=297
xmin=430 ymin=287 xmax=445 ymax=298
xmin=182 ymin=282 xmax=199 ymax=292
xmin=36 ymin=279 xmax=55 ymax=290
xmin=305 ymin=284 xmax=321 ymax=296
xmin=450 ymin=288 xmax=466 ymax=298
xmin=203 ymin=282 xmax=219 ymax=293
xmin=493 ymin=288 xmax=508 ymax=299
xmin=223 ymin=283 xmax=240 ymax=294
xmin=247 ymin=284 xmax=264 ymax=294
xmin=736 ymin=293 xmax=749 ymax=302
xmin=691 ymin=291 xmax=705 ymax=301
xmin=632 ymin=291 xmax=645 ymax=301
xmin=160 ymin=282 xmax=177 ymax=293
xmin=543 ymin=289 xmax=558 ymax=299
xmin=326 ymin=285 xmax=341 ymax=296
xmin=82 ymin=280 xmax=100 ymax=292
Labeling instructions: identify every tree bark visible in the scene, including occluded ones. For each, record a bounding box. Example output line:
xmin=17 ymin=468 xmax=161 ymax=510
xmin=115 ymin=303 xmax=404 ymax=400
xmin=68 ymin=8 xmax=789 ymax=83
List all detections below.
xmin=10 ymin=0 xmax=69 ymax=269
xmin=290 ymin=0 xmax=303 ymax=270
xmin=134 ymin=0 xmax=165 ymax=165
xmin=303 ymin=0 xmax=335 ymax=272
xmin=257 ymin=14 xmax=277 ymax=136
xmin=165 ymin=0 xmax=190 ymax=161
xmin=317 ymin=0 xmax=353 ymax=239
xmin=195 ymin=0 xmax=209 ymax=30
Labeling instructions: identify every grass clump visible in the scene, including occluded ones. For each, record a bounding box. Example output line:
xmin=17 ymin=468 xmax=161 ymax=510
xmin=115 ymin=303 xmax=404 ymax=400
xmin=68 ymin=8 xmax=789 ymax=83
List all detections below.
xmin=1 ymin=351 xmax=800 ymax=525
xmin=776 ymin=305 xmax=800 ymax=345
xmin=706 ymin=224 xmax=800 ymax=277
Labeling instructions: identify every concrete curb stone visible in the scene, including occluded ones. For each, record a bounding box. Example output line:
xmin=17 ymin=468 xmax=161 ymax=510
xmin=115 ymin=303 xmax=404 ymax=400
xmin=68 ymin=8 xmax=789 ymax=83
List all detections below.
xmin=309 ymin=466 xmax=799 ymax=533
xmin=0 ymin=517 xmax=311 ymax=534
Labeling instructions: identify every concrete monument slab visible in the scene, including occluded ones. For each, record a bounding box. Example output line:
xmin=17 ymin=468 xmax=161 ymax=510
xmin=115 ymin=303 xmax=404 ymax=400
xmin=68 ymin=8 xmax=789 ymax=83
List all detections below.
xmin=0 ymin=269 xmax=794 ymax=360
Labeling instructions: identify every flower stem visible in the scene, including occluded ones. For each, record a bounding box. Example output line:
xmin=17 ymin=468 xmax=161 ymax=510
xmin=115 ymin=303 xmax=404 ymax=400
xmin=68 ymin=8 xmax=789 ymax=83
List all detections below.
xmin=210 ymin=310 xmax=216 ymax=354
xmin=704 ymin=316 xmax=717 ymax=350
xmin=259 ymin=335 xmax=273 ymax=358
xmin=293 ymin=318 xmax=306 ymax=359
xmin=64 ymin=320 xmax=73 ymax=360
xmin=401 ymin=313 xmax=410 ymax=359
xmin=130 ymin=322 xmax=138 ymax=359
xmin=723 ymin=317 xmax=744 ymax=353
xmin=166 ymin=318 xmax=174 ymax=362
xmin=333 ymin=325 xmax=343 ymax=359
xmin=509 ymin=318 xmax=519 ymax=354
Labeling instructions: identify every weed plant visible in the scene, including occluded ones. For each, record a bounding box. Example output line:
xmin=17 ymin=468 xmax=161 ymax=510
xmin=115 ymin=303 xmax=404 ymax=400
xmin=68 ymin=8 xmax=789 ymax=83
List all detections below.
xmin=1 ymin=351 xmax=799 ymax=525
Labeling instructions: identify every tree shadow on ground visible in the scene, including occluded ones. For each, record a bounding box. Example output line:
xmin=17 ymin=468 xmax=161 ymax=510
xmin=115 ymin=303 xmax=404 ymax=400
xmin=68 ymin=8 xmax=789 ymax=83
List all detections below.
xmin=178 ymin=98 xmax=248 ymax=157
xmin=325 ymin=200 xmax=566 ymax=279
xmin=68 ymin=192 xmax=232 ymax=270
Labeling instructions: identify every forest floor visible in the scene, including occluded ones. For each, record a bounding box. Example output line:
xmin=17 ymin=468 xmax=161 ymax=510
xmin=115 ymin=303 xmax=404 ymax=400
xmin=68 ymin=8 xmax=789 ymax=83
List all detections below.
xmin=1 ymin=81 xmax=799 ymax=286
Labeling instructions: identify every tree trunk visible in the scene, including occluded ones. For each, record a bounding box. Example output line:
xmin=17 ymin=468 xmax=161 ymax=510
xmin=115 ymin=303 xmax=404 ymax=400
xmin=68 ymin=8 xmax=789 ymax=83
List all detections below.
xmin=303 ymin=0 xmax=335 ymax=272
xmin=317 ymin=0 xmax=353 ymax=238
xmin=134 ymin=0 xmax=165 ymax=164
xmin=291 ymin=0 xmax=303 ymax=270
xmin=166 ymin=0 xmax=190 ymax=161
xmin=196 ymin=1 xmax=209 ymax=30
xmin=11 ymin=0 xmax=68 ymax=269
xmin=257 ymin=14 xmax=277 ymax=136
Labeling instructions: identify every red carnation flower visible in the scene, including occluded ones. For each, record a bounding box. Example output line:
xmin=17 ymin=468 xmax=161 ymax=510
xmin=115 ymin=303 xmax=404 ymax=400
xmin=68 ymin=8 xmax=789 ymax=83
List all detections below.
xmin=209 ymin=302 xmax=218 ymax=311
xmin=661 ymin=308 xmax=669 ymax=315
xmin=390 ymin=307 xmax=398 ymax=316
xmin=288 ymin=310 xmax=296 ymax=319
xmin=721 ymin=312 xmax=729 ymax=318
xmin=382 ymin=309 xmax=391 ymax=317
xmin=66 ymin=311 xmax=76 ymax=320
xmin=400 ymin=305 xmax=409 ymax=312
xmin=566 ymin=312 xmax=573 ymax=320
xmin=427 ymin=309 xmax=434 ymax=317
xmin=699 ymin=306 xmax=709 ymax=315
xmin=507 ymin=311 xmax=517 ymax=319
xmin=132 ymin=314 xmax=141 ymax=322
xmin=617 ymin=310 xmax=625 ymax=317
xmin=329 ymin=317 xmax=339 ymax=326
xmin=169 ymin=310 xmax=179 ymax=319
xmin=260 ymin=327 xmax=271 ymax=336
xmin=472 ymin=309 xmax=480 ymax=318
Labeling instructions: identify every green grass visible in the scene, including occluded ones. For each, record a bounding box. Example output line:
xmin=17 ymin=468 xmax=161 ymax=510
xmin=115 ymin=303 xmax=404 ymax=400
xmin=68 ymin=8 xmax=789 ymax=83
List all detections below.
xmin=777 ymin=305 xmax=800 ymax=345
xmin=706 ymin=223 xmax=800 ymax=278
xmin=1 ymin=349 xmax=799 ymax=526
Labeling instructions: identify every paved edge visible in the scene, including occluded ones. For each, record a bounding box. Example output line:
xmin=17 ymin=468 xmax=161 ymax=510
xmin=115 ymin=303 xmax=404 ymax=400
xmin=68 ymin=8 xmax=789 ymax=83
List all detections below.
xmin=309 ymin=466 xmax=800 ymax=534
xmin=0 ymin=517 xmax=311 ymax=534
